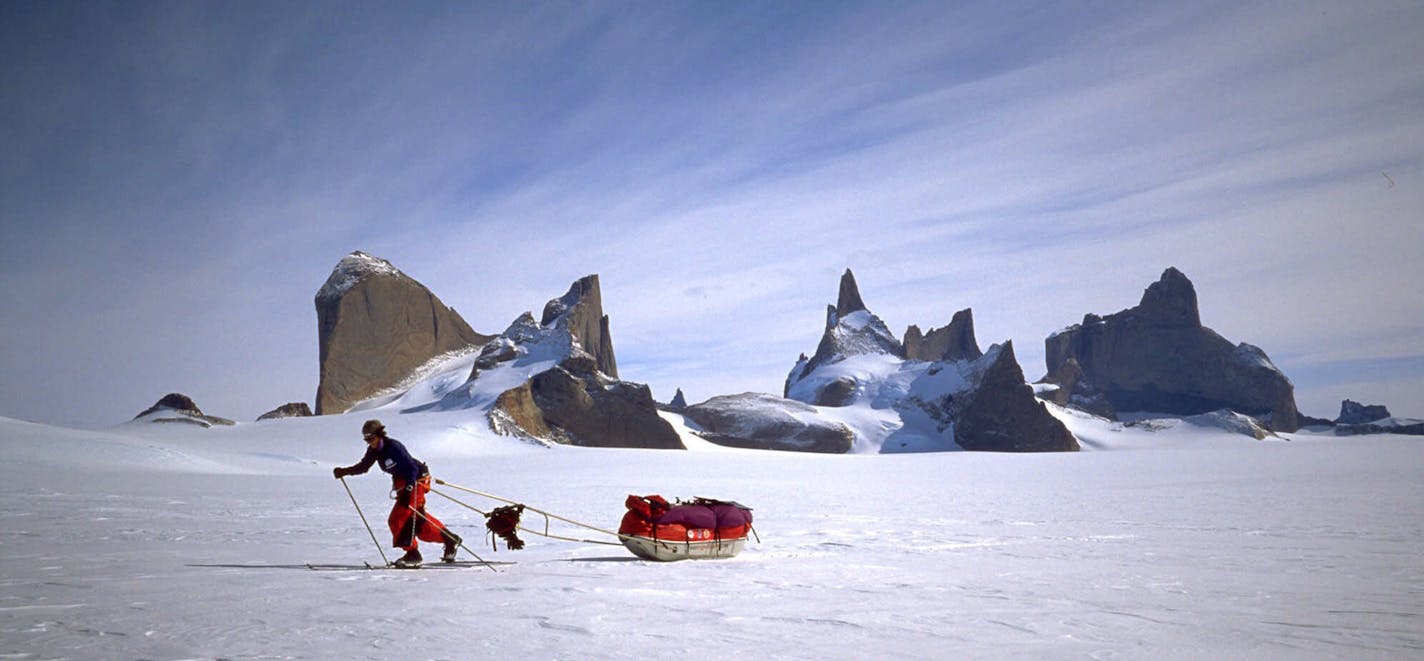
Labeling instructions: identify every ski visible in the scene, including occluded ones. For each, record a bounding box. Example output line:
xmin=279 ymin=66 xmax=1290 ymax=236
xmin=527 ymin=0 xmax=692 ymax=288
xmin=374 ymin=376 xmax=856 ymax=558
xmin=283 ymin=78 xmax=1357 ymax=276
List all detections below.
xmin=303 ymin=560 xmax=513 ymax=571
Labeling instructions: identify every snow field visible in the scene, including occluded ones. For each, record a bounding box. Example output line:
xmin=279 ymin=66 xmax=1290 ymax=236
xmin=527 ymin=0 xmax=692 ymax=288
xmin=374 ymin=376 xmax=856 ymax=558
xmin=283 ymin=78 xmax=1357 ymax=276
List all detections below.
xmin=1 ymin=414 xmax=1421 ymax=659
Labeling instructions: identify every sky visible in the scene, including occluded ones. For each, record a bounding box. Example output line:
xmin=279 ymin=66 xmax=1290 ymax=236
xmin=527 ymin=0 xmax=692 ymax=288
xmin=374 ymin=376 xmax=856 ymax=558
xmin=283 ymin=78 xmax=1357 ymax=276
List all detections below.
xmin=2 ymin=1 xmax=1421 ymax=429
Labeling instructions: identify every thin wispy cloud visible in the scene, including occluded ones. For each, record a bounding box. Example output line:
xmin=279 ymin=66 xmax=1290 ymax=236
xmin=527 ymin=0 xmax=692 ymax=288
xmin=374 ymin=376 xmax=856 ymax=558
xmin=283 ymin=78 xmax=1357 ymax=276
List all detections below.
xmin=2 ymin=2 xmax=1420 ymax=427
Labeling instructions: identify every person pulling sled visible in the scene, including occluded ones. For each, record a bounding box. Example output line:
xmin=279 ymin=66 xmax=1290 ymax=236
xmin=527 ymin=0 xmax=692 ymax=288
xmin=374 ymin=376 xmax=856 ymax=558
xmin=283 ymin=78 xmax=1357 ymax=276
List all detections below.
xmin=333 ymin=419 xmax=461 ymax=567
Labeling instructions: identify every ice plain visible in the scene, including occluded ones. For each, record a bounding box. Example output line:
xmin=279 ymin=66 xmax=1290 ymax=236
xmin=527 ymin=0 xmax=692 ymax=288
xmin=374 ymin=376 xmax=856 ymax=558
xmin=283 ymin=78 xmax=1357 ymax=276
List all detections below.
xmin=1 ymin=409 xmax=1421 ymax=660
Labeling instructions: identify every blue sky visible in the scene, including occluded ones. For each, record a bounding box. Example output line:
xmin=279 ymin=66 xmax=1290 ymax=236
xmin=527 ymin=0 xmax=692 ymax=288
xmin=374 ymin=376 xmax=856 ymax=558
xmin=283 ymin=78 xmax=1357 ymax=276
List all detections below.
xmin=2 ymin=1 xmax=1421 ymax=429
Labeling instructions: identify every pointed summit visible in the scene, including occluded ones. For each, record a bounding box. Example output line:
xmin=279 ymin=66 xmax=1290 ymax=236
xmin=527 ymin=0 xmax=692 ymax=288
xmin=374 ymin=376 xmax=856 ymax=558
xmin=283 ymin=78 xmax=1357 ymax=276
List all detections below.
xmin=1138 ymin=266 xmax=1200 ymax=327
xmin=836 ymin=269 xmax=866 ymax=317
xmin=314 ymin=251 xmax=489 ymax=414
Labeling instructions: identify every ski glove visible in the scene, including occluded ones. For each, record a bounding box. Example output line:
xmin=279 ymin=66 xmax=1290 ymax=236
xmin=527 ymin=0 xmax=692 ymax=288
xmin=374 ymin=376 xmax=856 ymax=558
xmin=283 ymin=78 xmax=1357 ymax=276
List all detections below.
xmin=333 ymin=466 xmax=348 ymax=479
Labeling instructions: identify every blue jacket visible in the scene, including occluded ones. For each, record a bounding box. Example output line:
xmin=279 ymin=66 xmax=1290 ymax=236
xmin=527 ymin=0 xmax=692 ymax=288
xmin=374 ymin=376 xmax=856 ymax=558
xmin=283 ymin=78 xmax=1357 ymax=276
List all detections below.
xmin=344 ymin=437 xmax=428 ymax=487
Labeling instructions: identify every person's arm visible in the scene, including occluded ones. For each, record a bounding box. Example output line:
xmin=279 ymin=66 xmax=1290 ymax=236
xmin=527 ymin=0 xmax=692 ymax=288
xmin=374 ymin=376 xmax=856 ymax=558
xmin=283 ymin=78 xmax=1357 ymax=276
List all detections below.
xmin=333 ymin=447 xmax=377 ymax=478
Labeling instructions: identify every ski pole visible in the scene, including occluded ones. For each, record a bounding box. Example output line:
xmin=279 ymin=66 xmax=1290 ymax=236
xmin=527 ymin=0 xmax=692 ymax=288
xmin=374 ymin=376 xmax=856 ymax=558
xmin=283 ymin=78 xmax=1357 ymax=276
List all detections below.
xmin=340 ymin=476 xmax=391 ymax=566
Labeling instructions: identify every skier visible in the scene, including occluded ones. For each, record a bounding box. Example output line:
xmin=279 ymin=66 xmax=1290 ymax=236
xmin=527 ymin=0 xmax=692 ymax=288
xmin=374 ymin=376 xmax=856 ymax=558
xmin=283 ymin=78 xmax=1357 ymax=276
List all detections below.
xmin=333 ymin=419 xmax=462 ymax=567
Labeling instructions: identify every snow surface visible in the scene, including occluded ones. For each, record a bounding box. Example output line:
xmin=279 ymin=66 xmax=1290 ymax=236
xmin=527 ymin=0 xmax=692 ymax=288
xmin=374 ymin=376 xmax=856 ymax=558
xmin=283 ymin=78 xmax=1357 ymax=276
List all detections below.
xmin=2 ymin=409 xmax=1421 ymax=659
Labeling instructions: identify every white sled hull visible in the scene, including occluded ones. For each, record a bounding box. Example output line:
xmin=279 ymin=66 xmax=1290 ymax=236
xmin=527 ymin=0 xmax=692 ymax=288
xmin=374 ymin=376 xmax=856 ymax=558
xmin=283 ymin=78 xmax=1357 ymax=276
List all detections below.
xmin=621 ymin=535 xmax=746 ymax=561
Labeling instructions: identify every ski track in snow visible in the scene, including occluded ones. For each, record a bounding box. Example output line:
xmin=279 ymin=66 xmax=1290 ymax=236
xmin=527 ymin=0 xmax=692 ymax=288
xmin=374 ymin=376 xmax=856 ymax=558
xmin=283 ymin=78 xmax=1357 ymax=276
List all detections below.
xmin=1 ymin=416 xmax=1422 ymax=659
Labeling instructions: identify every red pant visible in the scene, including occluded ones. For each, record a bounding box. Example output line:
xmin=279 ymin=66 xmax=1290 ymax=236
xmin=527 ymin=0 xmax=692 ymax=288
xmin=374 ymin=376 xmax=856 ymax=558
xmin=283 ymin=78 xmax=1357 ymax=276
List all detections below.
xmin=389 ymin=475 xmax=448 ymax=551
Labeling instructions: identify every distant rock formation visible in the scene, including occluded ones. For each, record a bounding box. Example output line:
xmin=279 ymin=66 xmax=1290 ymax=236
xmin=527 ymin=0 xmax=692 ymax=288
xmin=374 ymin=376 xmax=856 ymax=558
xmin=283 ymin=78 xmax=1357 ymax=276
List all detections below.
xmin=1334 ymin=418 xmax=1424 ymax=436
xmin=257 ymin=402 xmax=313 ymax=421
xmin=1336 ymin=400 xmax=1391 ymax=425
xmin=659 ymin=388 xmax=689 ymax=413
xmin=786 ymin=269 xmax=904 ymax=400
xmin=490 ymin=355 xmax=682 ymax=449
xmin=682 ymin=393 xmax=854 ymax=453
xmin=1036 ymin=356 xmax=1116 ymax=419
xmin=540 ymin=275 xmax=618 ymax=378
xmin=134 ymin=393 xmax=235 ymax=427
xmin=951 ymin=342 xmax=1081 ymax=452
xmin=1044 ymin=268 xmax=1300 ymax=432
xmin=785 ymin=269 xmax=1078 ymax=453
xmin=904 ymin=308 xmax=982 ymax=362
xmin=314 ymin=252 xmax=491 ymax=415
xmin=475 ymin=275 xmax=680 ymax=449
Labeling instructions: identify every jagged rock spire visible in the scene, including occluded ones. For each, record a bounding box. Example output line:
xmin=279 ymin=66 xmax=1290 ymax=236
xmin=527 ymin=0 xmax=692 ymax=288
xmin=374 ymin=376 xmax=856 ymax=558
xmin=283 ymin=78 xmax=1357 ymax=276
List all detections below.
xmin=905 ymin=308 xmax=982 ymax=362
xmin=836 ymin=269 xmax=866 ymax=318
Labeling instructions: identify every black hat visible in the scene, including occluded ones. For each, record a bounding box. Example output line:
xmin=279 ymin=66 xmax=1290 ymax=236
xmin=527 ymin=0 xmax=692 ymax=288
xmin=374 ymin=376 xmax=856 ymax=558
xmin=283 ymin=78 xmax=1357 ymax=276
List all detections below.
xmin=362 ymin=419 xmax=385 ymax=437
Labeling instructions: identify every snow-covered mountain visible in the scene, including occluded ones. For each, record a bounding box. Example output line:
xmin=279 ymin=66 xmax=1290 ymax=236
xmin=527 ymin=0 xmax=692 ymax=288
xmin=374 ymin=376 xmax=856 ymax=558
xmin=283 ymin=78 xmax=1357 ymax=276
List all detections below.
xmin=779 ymin=270 xmax=1076 ymax=453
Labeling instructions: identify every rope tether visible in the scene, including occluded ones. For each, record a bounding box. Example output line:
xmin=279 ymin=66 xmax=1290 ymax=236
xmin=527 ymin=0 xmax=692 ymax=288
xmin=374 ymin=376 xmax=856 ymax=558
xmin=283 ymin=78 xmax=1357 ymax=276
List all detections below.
xmin=430 ymin=479 xmax=681 ymax=553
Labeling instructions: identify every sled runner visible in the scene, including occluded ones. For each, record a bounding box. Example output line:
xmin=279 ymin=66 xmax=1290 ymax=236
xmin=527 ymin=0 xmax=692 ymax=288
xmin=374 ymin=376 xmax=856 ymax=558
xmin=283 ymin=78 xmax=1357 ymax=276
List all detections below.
xmin=617 ymin=495 xmax=754 ymax=561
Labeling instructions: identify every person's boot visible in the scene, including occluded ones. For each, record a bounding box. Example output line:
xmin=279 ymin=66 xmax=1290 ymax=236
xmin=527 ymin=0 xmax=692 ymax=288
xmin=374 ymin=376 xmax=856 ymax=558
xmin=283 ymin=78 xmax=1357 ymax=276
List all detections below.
xmin=442 ymin=532 xmax=462 ymax=563
xmin=394 ymin=548 xmax=422 ymax=568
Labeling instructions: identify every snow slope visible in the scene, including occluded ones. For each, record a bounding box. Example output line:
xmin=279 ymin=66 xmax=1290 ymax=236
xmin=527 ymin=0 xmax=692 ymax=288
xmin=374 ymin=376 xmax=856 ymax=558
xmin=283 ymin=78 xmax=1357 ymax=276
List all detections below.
xmin=1 ymin=412 xmax=1421 ymax=659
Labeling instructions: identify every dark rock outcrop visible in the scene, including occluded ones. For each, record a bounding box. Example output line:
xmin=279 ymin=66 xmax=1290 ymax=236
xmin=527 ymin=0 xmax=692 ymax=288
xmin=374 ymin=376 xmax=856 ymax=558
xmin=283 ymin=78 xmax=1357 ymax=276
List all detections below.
xmin=953 ymin=343 xmax=1080 ymax=452
xmin=836 ymin=268 xmax=867 ymax=318
xmin=1336 ymin=400 xmax=1391 ymax=425
xmin=660 ymin=388 xmax=689 ymax=413
xmin=1036 ymin=356 xmax=1116 ymax=419
xmin=1334 ymin=419 xmax=1424 ymax=436
xmin=477 ymin=276 xmax=679 ymax=449
xmin=314 ymin=252 xmax=491 ymax=415
xmin=491 ymin=356 xmax=682 ymax=449
xmin=682 ymin=393 xmax=854 ymax=453
xmin=1044 ymin=267 xmax=1300 ymax=432
xmin=134 ymin=393 xmax=235 ymax=427
xmin=257 ymin=402 xmax=313 ymax=421
xmin=541 ymin=275 xmax=618 ymax=378
xmin=904 ymin=308 xmax=982 ymax=363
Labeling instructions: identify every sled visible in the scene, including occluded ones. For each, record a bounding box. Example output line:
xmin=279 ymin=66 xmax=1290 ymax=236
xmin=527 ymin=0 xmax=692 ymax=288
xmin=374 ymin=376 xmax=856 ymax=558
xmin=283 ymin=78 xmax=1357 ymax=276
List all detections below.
xmin=617 ymin=495 xmax=754 ymax=562
xmin=620 ymin=533 xmax=748 ymax=561
xmin=416 ymin=481 xmax=759 ymax=563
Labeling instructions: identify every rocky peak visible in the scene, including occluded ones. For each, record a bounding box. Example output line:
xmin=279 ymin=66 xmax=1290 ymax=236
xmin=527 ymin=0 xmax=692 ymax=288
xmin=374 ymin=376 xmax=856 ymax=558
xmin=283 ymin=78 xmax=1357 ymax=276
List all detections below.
xmin=316 ymin=251 xmax=405 ymax=302
xmin=134 ymin=393 xmax=235 ymax=427
xmin=788 ymin=272 xmax=903 ymax=397
xmin=1137 ymin=266 xmax=1200 ymax=327
xmin=1044 ymin=266 xmax=1299 ymax=432
xmin=904 ymin=308 xmax=982 ymax=362
xmin=257 ymin=402 xmax=313 ymax=421
xmin=836 ymin=269 xmax=867 ymax=318
xmin=953 ymin=342 xmax=1080 ymax=452
xmin=1337 ymin=400 xmax=1391 ymax=425
xmin=314 ymin=251 xmax=489 ymax=415
xmin=540 ymin=275 xmax=618 ymax=378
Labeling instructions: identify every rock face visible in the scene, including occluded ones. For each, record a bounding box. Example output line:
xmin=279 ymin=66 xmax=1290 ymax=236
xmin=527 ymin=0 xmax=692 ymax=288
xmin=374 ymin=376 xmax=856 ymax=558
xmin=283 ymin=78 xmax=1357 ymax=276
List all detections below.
xmin=904 ymin=308 xmax=982 ymax=363
xmin=1036 ymin=357 xmax=1116 ymax=419
xmin=257 ymin=402 xmax=313 ymax=421
xmin=952 ymin=343 xmax=1081 ymax=452
xmin=660 ymin=388 xmax=689 ymax=413
xmin=477 ymin=276 xmax=680 ymax=449
xmin=1334 ymin=419 xmax=1424 ymax=436
xmin=1336 ymin=400 xmax=1391 ymax=425
xmin=134 ymin=393 xmax=235 ymax=427
xmin=1044 ymin=268 xmax=1300 ymax=432
xmin=540 ymin=275 xmax=618 ymax=378
xmin=682 ymin=393 xmax=854 ymax=453
xmin=314 ymin=252 xmax=490 ymax=415
xmin=785 ymin=269 xmax=1078 ymax=453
